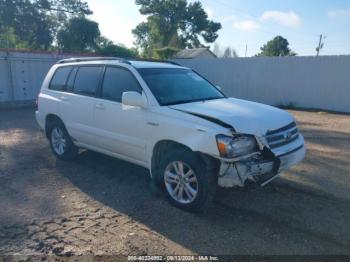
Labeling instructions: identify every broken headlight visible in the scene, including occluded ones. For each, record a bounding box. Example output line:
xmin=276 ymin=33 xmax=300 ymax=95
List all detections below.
xmin=216 ymin=134 xmax=258 ymax=158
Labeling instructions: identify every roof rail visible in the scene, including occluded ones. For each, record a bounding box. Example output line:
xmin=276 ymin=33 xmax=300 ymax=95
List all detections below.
xmin=56 ymin=57 xmax=181 ymax=66
xmin=129 ymin=58 xmax=181 ymax=66
xmin=56 ymin=57 xmax=131 ymax=64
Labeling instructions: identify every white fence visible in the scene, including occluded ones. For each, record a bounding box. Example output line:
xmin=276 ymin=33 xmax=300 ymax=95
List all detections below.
xmin=1 ymin=51 xmax=349 ymax=113
xmin=0 ymin=51 xmax=82 ymax=104
xmin=175 ymin=56 xmax=350 ymax=113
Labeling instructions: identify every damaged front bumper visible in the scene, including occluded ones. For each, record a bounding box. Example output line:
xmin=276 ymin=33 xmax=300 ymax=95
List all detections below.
xmin=217 ymin=135 xmax=306 ymax=188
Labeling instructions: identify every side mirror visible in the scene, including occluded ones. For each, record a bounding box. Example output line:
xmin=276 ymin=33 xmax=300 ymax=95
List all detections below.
xmin=122 ymin=91 xmax=147 ymax=108
xmin=216 ymin=85 xmax=222 ymax=91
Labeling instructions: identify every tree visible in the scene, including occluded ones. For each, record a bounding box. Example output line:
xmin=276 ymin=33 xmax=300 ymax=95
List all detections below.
xmin=0 ymin=27 xmax=29 ymax=49
xmin=212 ymin=43 xmax=239 ymax=58
xmin=213 ymin=43 xmax=222 ymax=57
xmin=0 ymin=0 xmax=92 ymax=49
xmin=132 ymin=0 xmax=222 ymax=57
xmin=96 ymin=37 xmax=138 ymax=58
xmin=0 ymin=0 xmax=53 ymax=49
xmin=257 ymin=36 xmax=296 ymax=56
xmin=57 ymin=17 xmax=100 ymax=51
xmin=222 ymin=47 xmax=239 ymax=58
xmin=154 ymin=46 xmax=180 ymax=59
xmin=35 ymin=0 xmax=92 ymax=38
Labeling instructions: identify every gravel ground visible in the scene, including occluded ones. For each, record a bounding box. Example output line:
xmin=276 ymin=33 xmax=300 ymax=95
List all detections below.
xmin=0 ymin=108 xmax=349 ymax=257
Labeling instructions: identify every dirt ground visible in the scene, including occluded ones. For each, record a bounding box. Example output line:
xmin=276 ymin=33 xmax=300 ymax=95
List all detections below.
xmin=0 ymin=108 xmax=349 ymax=257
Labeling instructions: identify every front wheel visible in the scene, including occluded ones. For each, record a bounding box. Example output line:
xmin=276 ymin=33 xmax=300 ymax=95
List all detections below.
xmin=49 ymin=122 xmax=78 ymax=161
xmin=159 ymin=149 xmax=217 ymax=212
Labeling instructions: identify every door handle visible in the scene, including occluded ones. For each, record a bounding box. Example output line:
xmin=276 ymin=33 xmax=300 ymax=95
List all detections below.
xmin=95 ymin=103 xmax=106 ymax=110
xmin=60 ymin=96 xmax=68 ymax=101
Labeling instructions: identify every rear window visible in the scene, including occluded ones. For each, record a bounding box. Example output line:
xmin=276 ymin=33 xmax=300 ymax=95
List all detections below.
xmin=73 ymin=67 xmax=103 ymax=96
xmin=49 ymin=66 xmax=72 ymax=91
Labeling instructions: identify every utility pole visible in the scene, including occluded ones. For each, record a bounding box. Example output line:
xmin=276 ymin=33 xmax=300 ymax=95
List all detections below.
xmin=316 ymin=34 xmax=326 ymax=56
xmin=245 ymin=44 xmax=248 ymax=57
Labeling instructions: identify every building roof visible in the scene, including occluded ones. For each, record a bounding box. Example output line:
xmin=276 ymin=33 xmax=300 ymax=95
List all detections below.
xmin=174 ymin=48 xmax=217 ymax=59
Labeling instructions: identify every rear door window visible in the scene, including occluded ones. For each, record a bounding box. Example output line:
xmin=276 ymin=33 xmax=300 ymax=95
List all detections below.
xmin=101 ymin=67 xmax=141 ymax=102
xmin=73 ymin=66 xmax=103 ymax=96
xmin=49 ymin=66 xmax=72 ymax=91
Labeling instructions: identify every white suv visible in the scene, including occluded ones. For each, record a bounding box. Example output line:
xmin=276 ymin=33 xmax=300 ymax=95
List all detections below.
xmin=36 ymin=57 xmax=305 ymax=211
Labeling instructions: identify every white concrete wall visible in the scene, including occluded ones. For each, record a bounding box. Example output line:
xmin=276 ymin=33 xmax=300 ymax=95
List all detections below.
xmin=1 ymin=51 xmax=349 ymax=113
xmin=175 ymin=56 xmax=350 ymax=113
xmin=0 ymin=51 xmax=77 ymax=103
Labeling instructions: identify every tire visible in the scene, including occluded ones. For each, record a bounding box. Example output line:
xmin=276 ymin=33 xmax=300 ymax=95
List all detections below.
xmin=48 ymin=121 xmax=78 ymax=161
xmin=159 ymin=148 xmax=217 ymax=212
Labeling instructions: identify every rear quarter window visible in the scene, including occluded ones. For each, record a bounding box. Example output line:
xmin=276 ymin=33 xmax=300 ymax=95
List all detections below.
xmin=49 ymin=66 xmax=72 ymax=91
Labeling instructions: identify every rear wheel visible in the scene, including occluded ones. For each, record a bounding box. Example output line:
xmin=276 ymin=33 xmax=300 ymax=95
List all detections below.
xmin=49 ymin=122 xmax=78 ymax=161
xmin=159 ymin=149 xmax=217 ymax=212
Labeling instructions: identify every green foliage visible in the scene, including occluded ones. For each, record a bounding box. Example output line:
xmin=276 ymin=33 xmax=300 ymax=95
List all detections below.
xmin=96 ymin=37 xmax=138 ymax=58
xmin=132 ymin=0 xmax=222 ymax=57
xmin=57 ymin=17 xmax=100 ymax=51
xmin=0 ymin=27 xmax=29 ymax=49
xmin=35 ymin=0 xmax=92 ymax=15
xmin=0 ymin=0 xmax=92 ymax=50
xmin=154 ymin=46 xmax=180 ymax=59
xmin=0 ymin=0 xmax=53 ymax=49
xmin=222 ymin=47 xmax=239 ymax=58
xmin=35 ymin=0 xmax=92 ymax=37
xmin=257 ymin=36 xmax=296 ymax=57
xmin=212 ymin=43 xmax=239 ymax=58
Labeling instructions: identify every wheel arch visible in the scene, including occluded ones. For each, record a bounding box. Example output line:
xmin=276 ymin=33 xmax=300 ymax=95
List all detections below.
xmin=45 ymin=114 xmax=64 ymax=139
xmin=150 ymin=139 xmax=220 ymax=180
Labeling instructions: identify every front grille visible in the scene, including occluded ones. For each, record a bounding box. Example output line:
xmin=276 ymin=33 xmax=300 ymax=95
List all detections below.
xmin=266 ymin=122 xmax=299 ymax=149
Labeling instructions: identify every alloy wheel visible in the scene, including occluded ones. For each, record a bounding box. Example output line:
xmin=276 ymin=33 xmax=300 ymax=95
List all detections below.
xmin=51 ymin=127 xmax=66 ymax=155
xmin=164 ymin=161 xmax=198 ymax=204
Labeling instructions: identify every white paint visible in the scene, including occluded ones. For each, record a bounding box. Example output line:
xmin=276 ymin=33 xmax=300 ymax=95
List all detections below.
xmin=36 ymin=59 xmax=305 ymax=191
xmin=170 ymin=98 xmax=294 ymax=136
xmin=0 ymin=51 xmax=68 ymax=102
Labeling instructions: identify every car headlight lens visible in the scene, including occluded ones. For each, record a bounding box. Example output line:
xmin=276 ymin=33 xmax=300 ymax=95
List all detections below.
xmin=216 ymin=134 xmax=258 ymax=158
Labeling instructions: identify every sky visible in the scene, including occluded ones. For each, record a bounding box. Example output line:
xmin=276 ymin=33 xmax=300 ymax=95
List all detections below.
xmin=86 ymin=0 xmax=350 ymax=57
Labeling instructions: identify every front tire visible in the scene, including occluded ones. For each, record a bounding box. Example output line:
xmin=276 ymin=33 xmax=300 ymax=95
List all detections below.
xmin=159 ymin=149 xmax=217 ymax=212
xmin=49 ymin=122 xmax=78 ymax=161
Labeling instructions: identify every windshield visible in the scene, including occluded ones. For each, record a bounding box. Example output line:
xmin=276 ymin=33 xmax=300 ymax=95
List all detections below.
xmin=137 ymin=68 xmax=225 ymax=106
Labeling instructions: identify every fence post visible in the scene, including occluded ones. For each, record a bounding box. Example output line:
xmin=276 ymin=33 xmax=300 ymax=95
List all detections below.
xmin=5 ymin=50 xmax=15 ymax=101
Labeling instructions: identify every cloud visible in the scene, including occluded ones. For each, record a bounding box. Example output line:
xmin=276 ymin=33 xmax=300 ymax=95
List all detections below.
xmin=260 ymin=10 xmax=301 ymax=28
xmin=228 ymin=10 xmax=301 ymax=32
xmin=222 ymin=15 xmax=237 ymax=22
xmin=232 ymin=20 xmax=261 ymax=32
xmin=328 ymin=8 xmax=350 ymax=19
xmin=205 ymin=7 xmax=213 ymax=19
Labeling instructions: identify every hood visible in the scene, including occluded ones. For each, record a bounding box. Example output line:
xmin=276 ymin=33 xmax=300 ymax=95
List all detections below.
xmin=170 ymin=98 xmax=294 ymax=135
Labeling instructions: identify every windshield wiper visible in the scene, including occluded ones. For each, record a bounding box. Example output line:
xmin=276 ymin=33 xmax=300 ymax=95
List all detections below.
xmin=164 ymin=100 xmax=195 ymax=106
xmin=199 ymin=97 xmax=223 ymax=102
xmin=164 ymin=97 xmax=223 ymax=106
